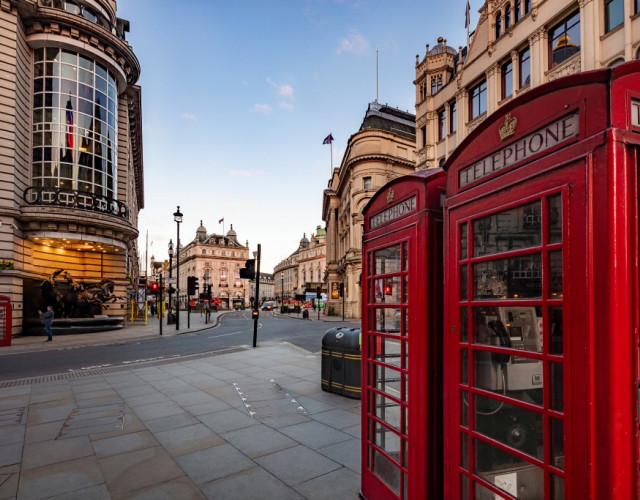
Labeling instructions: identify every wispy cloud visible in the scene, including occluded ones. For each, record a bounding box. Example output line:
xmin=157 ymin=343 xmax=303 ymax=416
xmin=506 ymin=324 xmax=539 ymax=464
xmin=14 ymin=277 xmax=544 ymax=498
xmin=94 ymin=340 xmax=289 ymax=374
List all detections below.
xmin=181 ymin=112 xmax=197 ymax=121
xmin=337 ymin=29 xmax=369 ymax=55
xmin=230 ymin=169 xmax=263 ymax=179
xmin=252 ymin=103 xmax=272 ymax=113
xmin=267 ymin=78 xmax=295 ymax=110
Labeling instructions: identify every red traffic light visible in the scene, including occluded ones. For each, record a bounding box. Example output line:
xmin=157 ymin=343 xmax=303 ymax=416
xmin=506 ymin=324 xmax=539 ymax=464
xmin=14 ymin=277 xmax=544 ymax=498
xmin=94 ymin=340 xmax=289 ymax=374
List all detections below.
xmin=150 ymin=282 xmax=159 ymax=293
xmin=384 ymin=284 xmax=393 ymax=295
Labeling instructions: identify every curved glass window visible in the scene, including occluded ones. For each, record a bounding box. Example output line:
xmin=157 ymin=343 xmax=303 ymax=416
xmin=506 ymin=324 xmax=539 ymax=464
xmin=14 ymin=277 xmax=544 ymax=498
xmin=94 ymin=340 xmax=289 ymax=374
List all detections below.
xmin=32 ymin=47 xmax=118 ymax=198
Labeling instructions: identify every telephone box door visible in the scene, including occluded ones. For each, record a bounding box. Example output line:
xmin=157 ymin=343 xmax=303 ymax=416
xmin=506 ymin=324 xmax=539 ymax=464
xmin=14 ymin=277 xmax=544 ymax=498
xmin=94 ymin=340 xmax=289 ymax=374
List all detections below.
xmin=445 ymin=166 xmax=587 ymax=499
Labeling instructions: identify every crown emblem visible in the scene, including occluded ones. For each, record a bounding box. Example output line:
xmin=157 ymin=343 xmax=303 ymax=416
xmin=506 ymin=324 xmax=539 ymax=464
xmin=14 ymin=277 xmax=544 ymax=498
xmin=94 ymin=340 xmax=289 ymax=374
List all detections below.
xmin=499 ymin=113 xmax=518 ymax=141
xmin=386 ymin=189 xmax=395 ymax=204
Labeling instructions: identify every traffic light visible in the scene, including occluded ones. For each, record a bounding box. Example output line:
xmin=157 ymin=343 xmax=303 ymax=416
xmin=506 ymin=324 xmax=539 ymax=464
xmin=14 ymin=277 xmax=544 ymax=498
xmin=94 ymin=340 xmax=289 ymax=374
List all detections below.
xmin=149 ymin=282 xmax=159 ymax=295
xmin=187 ymin=276 xmax=199 ymax=295
xmin=316 ymin=286 xmax=322 ymax=299
xmin=239 ymin=259 xmax=256 ymax=279
xmin=384 ymin=282 xmax=393 ymax=295
xmin=339 ymin=283 xmax=344 ymax=297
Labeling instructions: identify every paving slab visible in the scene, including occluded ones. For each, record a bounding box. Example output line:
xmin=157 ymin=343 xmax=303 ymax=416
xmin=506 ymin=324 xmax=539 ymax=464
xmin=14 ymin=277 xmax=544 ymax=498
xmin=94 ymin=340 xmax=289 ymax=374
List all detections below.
xmin=98 ymin=445 xmax=184 ymax=497
xmin=175 ymin=443 xmax=255 ymax=485
xmin=254 ymin=444 xmax=341 ymax=486
xmin=200 ymin=466 xmax=304 ymax=500
xmin=17 ymin=455 xmax=105 ymax=500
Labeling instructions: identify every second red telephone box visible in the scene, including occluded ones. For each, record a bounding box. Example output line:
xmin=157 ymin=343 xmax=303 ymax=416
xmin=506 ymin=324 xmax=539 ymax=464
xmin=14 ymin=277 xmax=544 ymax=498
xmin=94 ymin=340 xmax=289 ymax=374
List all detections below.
xmin=361 ymin=168 xmax=445 ymax=499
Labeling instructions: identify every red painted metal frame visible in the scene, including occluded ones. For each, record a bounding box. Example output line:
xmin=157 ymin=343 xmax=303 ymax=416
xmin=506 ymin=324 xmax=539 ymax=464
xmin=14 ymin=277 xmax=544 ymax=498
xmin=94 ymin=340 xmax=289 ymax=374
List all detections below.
xmin=443 ymin=61 xmax=640 ymax=499
xmin=361 ymin=169 xmax=445 ymax=499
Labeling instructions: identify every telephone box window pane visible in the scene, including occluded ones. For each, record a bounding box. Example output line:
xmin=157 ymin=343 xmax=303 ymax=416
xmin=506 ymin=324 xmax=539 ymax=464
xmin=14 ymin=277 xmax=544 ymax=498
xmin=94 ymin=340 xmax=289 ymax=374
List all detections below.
xmin=373 ymin=364 xmax=405 ymax=400
xmin=474 ymin=394 xmax=543 ymax=460
xmin=461 ymin=431 xmax=469 ymax=469
xmin=473 ymin=201 xmax=541 ymax=257
xmin=552 ymin=473 xmax=565 ymax=499
xmin=473 ymin=352 xmax=543 ymax=405
xmin=548 ymin=194 xmax=562 ymax=243
xmin=374 ymin=405 xmax=402 ymax=438
xmin=375 ymin=308 xmax=402 ymax=334
xmin=374 ymin=245 xmax=401 ymax=274
xmin=373 ymin=450 xmax=400 ymax=494
xmin=549 ymin=307 xmax=564 ymax=355
xmin=461 ymin=474 xmax=469 ymax=500
xmin=461 ymin=390 xmax=469 ymax=427
xmin=373 ymin=277 xmax=401 ymax=303
xmin=402 ymin=241 xmax=408 ymax=270
xmin=473 ymin=254 xmax=542 ymax=299
xmin=550 ymin=362 xmax=564 ymax=412
xmin=549 ymin=250 xmax=563 ymax=298
xmin=402 ymin=275 xmax=408 ymax=303
xmin=402 ymin=309 xmax=408 ymax=336
xmin=460 ymin=264 xmax=468 ymax=300
xmin=475 ymin=439 xmax=544 ymax=497
xmin=461 ymin=306 xmax=469 ymax=342
xmin=460 ymin=222 xmax=468 ymax=259
xmin=551 ymin=417 xmax=565 ymax=470
xmin=374 ymin=337 xmax=403 ymax=368
xmin=461 ymin=348 xmax=469 ymax=384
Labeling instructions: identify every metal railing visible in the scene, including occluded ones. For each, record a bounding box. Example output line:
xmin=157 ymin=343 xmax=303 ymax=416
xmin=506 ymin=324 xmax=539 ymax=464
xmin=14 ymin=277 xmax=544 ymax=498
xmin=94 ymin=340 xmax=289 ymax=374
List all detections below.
xmin=23 ymin=186 xmax=129 ymax=220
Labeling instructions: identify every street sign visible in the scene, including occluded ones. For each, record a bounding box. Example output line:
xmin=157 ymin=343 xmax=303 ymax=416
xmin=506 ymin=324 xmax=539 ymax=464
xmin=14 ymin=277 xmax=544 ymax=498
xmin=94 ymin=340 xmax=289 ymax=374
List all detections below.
xmin=167 ymin=278 xmax=177 ymax=284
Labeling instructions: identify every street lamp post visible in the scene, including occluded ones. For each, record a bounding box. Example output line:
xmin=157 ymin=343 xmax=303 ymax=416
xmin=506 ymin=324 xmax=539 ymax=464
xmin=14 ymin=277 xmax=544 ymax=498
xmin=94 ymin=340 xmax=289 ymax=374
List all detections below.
xmin=281 ymin=273 xmax=284 ymax=308
xmin=168 ymin=239 xmax=174 ymax=314
xmin=173 ymin=206 xmax=183 ymax=330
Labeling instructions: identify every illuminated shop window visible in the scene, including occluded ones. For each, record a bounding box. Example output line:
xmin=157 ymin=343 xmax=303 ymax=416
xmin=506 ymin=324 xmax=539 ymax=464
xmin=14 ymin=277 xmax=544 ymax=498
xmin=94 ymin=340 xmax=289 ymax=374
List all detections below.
xmin=32 ymin=47 xmax=118 ymax=198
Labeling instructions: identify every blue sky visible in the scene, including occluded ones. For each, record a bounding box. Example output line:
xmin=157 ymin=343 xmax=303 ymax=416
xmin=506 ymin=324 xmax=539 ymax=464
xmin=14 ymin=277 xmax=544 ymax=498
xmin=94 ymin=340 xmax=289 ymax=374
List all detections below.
xmin=117 ymin=0 xmax=473 ymax=272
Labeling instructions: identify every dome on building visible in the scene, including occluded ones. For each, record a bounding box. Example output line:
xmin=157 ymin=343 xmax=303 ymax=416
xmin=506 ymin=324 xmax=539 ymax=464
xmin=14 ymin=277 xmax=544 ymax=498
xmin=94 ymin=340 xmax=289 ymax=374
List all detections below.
xmin=299 ymin=233 xmax=310 ymax=249
xmin=226 ymin=224 xmax=238 ymax=244
xmin=196 ymin=220 xmax=207 ymax=242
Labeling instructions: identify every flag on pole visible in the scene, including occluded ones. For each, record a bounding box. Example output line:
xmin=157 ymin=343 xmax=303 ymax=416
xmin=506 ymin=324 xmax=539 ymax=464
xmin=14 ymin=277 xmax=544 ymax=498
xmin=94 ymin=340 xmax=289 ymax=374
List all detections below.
xmin=465 ymin=0 xmax=470 ymax=28
xmin=322 ymin=133 xmax=334 ymax=145
xmin=219 ymin=218 xmax=224 ymax=224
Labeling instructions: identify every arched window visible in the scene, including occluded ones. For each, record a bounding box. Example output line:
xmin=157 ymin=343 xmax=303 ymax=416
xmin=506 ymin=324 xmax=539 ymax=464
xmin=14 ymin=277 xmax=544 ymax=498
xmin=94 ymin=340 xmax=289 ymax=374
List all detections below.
xmin=505 ymin=5 xmax=511 ymax=29
xmin=496 ymin=12 xmax=502 ymax=38
xmin=608 ymin=58 xmax=625 ymax=67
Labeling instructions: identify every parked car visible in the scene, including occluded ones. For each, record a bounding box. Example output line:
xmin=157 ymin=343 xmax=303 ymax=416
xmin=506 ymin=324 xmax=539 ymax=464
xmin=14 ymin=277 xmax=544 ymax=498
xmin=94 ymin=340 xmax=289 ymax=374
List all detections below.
xmin=261 ymin=301 xmax=276 ymax=311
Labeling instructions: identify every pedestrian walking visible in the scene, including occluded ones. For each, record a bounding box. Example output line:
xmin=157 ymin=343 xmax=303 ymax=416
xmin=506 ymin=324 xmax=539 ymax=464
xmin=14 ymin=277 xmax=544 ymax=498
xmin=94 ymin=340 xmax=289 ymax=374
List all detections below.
xmin=38 ymin=305 xmax=54 ymax=342
xmin=203 ymin=301 xmax=210 ymax=323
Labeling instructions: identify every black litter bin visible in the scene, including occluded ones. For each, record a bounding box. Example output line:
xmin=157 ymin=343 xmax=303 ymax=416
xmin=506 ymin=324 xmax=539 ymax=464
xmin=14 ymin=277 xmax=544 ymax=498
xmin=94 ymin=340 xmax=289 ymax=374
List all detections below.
xmin=321 ymin=327 xmax=361 ymax=399
xmin=167 ymin=311 xmax=175 ymax=325
xmin=302 ymin=309 xmax=309 ymax=319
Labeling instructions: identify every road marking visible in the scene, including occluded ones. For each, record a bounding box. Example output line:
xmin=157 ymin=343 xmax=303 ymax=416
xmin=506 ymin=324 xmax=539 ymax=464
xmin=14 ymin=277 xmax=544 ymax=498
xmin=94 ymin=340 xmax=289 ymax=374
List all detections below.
xmin=208 ymin=331 xmax=244 ymax=338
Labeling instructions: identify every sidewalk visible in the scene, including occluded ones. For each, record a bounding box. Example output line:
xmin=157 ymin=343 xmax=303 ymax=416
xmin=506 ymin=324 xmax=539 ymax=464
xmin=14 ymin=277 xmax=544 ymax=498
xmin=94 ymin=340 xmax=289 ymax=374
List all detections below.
xmin=0 ymin=309 xmax=362 ymax=499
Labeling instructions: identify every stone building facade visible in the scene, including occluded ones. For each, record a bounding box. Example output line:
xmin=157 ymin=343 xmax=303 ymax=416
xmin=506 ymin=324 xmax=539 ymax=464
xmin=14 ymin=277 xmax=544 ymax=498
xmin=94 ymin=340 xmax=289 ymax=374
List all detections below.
xmin=322 ymin=103 xmax=416 ymax=319
xmin=415 ymin=0 xmax=640 ymax=170
xmin=249 ymin=273 xmax=274 ymax=305
xmin=0 ymin=0 xmax=143 ymax=335
xmin=274 ymin=226 xmax=326 ymax=302
xmin=176 ymin=223 xmax=250 ymax=309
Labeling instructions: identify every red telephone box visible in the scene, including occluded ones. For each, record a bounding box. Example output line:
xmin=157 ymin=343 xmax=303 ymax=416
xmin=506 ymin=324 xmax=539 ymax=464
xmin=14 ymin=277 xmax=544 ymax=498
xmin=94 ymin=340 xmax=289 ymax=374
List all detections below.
xmin=0 ymin=295 xmax=12 ymax=346
xmin=443 ymin=61 xmax=640 ymax=499
xmin=361 ymin=168 xmax=445 ymax=499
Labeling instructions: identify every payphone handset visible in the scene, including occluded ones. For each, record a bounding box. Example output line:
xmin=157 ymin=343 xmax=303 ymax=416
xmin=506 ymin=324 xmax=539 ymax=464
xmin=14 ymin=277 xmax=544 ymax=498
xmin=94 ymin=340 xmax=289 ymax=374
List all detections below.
xmin=476 ymin=306 xmax=543 ymax=392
